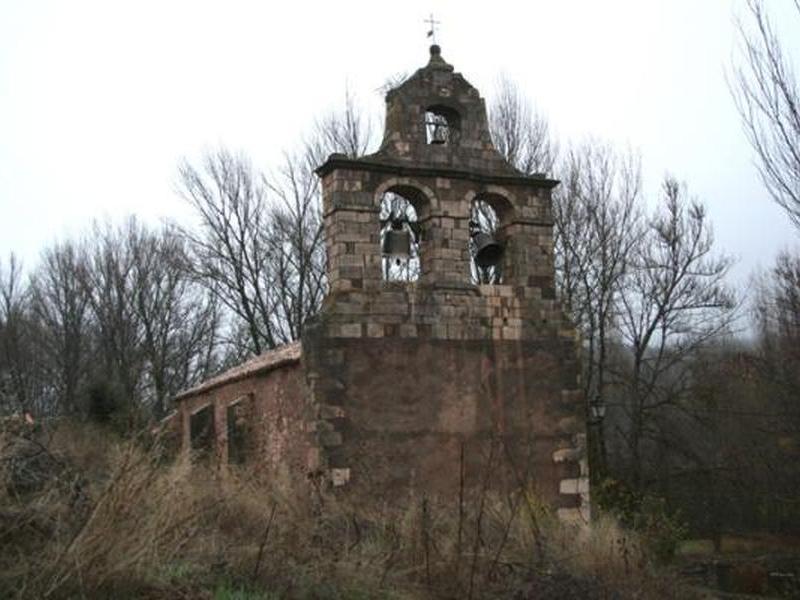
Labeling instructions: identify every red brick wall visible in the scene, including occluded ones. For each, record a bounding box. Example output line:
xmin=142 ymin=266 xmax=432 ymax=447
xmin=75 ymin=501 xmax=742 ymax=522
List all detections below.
xmin=179 ymin=362 xmax=315 ymax=491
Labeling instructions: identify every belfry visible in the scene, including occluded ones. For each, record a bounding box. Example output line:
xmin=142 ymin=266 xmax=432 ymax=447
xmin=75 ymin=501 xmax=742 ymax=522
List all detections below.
xmin=176 ymin=45 xmax=588 ymax=521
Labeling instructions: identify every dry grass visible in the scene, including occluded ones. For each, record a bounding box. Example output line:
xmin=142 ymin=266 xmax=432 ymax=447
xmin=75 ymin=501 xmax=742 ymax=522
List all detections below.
xmin=0 ymin=420 xmax=699 ymax=599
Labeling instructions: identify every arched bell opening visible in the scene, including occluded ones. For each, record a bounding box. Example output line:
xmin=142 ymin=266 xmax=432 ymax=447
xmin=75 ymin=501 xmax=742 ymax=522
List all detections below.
xmin=425 ymin=105 xmax=461 ymax=146
xmin=469 ymin=198 xmax=505 ymax=284
xmin=379 ymin=190 xmax=422 ymax=282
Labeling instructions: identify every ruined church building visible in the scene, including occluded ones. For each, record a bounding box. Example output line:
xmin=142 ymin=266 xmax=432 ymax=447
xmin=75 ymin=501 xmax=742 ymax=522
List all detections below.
xmin=175 ymin=45 xmax=588 ymax=522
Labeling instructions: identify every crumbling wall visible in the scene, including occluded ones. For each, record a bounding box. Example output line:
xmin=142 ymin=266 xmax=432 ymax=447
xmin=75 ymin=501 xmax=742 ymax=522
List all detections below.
xmin=178 ymin=361 xmax=317 ymax=492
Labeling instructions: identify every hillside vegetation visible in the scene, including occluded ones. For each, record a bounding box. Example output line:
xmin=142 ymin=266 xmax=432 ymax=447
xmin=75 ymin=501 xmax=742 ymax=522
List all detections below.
xmin=1 ymin=419 xmax=695 ymax=599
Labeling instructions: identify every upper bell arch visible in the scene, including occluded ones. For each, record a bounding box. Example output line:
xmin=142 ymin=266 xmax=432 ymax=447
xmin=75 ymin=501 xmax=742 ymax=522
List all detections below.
xmin=464 ymin=187 xmax=516 ymax=227
xmin=373 ymin=177 xmax=438 ymax=216
xmin=375 ymin=45 xmax=523 ymax=176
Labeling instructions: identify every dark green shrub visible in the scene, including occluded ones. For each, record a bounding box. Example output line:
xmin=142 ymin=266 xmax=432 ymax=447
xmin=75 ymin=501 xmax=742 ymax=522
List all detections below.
xmin=596 ymin=478 xmax=688 ymax=563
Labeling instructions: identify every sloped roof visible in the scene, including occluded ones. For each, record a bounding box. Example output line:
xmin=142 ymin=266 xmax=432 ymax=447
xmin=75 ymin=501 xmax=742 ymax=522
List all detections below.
xmin=175 ymin=341 xmax=302 ymax=401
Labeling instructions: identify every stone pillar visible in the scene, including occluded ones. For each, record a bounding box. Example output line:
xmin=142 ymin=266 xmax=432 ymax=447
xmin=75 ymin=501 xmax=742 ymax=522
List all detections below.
xmin=321 ymin=167 xmax=381 ymax=292
xmin=500 ymin=187 xmax=555 ymax=297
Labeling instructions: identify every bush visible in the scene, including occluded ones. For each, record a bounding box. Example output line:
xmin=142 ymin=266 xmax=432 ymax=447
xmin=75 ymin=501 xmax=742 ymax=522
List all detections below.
xmin=87 ymin=380 xmax=119 ymax=424
xmin=595 ymin=478 xmax=688 ymax=563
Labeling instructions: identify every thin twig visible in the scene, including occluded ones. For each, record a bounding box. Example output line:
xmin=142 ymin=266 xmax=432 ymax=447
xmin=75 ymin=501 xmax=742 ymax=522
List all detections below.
xmin=467 ymin=438 xmax=496 ymax=600
xmin=252 ymin=503 xmax=277 ymax=580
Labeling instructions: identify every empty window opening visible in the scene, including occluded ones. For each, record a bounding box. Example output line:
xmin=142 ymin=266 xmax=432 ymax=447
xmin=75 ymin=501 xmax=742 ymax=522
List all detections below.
xmin=380 ymin=192 xmax=420 ymax=281
xmin=226 ymin=398 xmax=250 ymax=465
xmin=470 ymin=199 xmax=503 ymax=284
xmin=190 ymin=404 xmax=214 ymax=462
xmin=425 ymin=105 xmax=461 ymax=145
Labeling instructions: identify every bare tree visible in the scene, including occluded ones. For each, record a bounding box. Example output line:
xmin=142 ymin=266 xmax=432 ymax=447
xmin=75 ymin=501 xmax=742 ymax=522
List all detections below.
xmin=311 ymin=87 xmax=374 ymax=160
xmin=264 ymin=150 xmax=328 ymax=342
xmin=0 ymin=254 xmax=39 ymax=414
xmin=29 ymin=241 xmax=93 ymax=415
xmin=614 ymin=177 xmax=736 ymax=484
xmin=178 ymin=94 xmax=373 ymax=355
xmin=268 ymin=93 xmax=375 ymax=329
xmin=17 ymin=221 xmax=224 ymax=422
xmin=178 ymin=147 xmax=324 ymax=353
xmin=489 ymin=75 xmax=558 ymax=176
xmin=553 ymin=157 xmax=736 ymax=488
xmin=178 ymin=149 xmax=279 ymax=354
xmin=552 ymin=142 xmax=643 ymax=477
xmin=731 ymin=0 xmax=800 ymax=229
xmin=130 ymin=224 xmax=222 ymax=418
xmin=754 ymin=249 xmax=800 ymax=402
xmin=752 ymin=250 xmax=800 ymax=511
xmin=655 ymin=254 xmax=800 ymax=537
xmin=81 ymin=219 xmax=148 ymax=414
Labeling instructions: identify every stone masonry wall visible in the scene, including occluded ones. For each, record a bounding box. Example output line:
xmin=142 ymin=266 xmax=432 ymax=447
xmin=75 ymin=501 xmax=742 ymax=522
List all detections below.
xmin=302 ymin=281 xmax=588 ymax=520
xmin=309 ymin=44 xmax=588 ymax=519
xmin=321 ymin=167 xmax=557 ymax=295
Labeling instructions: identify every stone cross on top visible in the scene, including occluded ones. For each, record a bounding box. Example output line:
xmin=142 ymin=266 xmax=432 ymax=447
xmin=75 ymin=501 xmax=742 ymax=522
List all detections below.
xmin=425 ymin=14 xmax=440 ymax=45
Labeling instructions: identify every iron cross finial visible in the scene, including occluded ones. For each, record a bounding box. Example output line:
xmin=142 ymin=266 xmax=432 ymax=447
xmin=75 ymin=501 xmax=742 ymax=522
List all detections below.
xmin=425 ymin=14 xmax=441 ymax=45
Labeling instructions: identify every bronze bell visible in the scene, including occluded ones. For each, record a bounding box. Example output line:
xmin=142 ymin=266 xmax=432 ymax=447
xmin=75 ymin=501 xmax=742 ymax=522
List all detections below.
xmin=430 ymin=123 xmax=448 ymax=145
xmin=382 ymin=226 xmax=411 ymax=259
xmin=427 ymin=114 xmax=449 ymax=145
xmin=472 ymin=232 xmax=504 ymax=268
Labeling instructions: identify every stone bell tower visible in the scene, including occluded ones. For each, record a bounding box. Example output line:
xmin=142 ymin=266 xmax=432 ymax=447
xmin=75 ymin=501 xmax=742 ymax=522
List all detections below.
xmin=305 ymin=46 xmax=588 ymax=521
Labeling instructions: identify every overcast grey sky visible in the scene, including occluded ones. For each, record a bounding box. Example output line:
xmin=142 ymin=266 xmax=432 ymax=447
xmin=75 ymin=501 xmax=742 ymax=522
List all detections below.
xmin=1 ymin=0 xmax=798 ymax=289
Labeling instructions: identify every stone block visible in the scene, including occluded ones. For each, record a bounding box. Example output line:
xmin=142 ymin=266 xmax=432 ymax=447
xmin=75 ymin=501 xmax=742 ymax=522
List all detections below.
xmin=447 ymin=324 xmax=465 ymax=339
xmin=334 ymin=303 xmax=364 ymax=315
xmin=399 ymin=324 xmax=418 ymax=337
xmin=319 ymin=430 xmax=343 ymax=447
xmin=552 ymin=447 xmax=582 ymax=463
xmin=324 ymin=349 xmax=345 ymax=364
xmin=319 ymin=404 xmax=346 ymax=419
xmin=339 ymin=266 xmax=364 ymax=279
xmin=559 ymin=477 xmax=590 ymax=495
xmin=556 ymin=416 xmax=582 ymax=435
xmin=339 ymin=323 xmax=363 ymax=338
xmin=330 ymin=467 xmax=351 ymax=487
xmin=432 ymin=324 xmax=448 ymax=338
xmin=366 ymin=323 xmax=384 ymax=338
xmin=560 ymin=389 xmax=583 ymax=406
